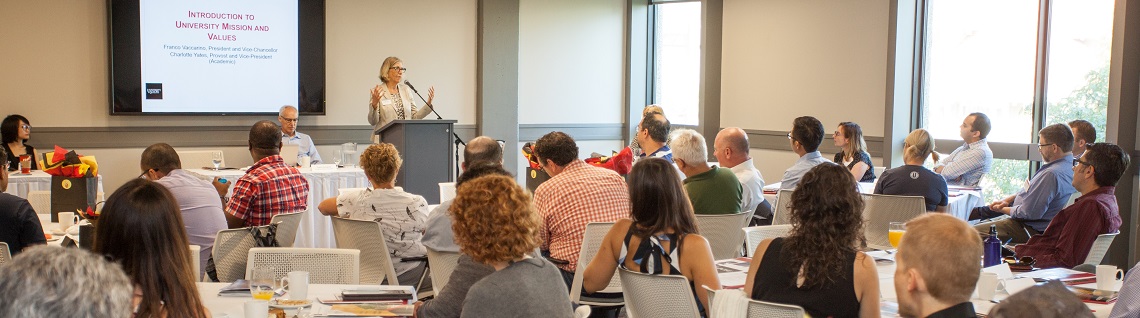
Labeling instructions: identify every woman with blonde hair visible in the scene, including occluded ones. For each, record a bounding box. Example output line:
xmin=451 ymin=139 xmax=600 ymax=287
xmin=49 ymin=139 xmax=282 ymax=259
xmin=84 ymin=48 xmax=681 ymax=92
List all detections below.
xmin=832 ymin=122 xmax=876 ymax=182
xmin=318 ymin=143 xmax=430 ymax=286
xmin=368 ymin=56 xmax=437 ymax=142
xmin=452 ymin=175 xmax=574 ymax=318
xmin=874 ymin=129 xmax=949 ymax=212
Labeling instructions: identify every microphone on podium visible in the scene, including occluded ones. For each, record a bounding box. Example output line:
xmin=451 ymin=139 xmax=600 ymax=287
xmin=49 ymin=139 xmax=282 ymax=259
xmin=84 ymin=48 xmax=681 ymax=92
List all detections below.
xmin=404 ymin=80 xmax=443 ymax=120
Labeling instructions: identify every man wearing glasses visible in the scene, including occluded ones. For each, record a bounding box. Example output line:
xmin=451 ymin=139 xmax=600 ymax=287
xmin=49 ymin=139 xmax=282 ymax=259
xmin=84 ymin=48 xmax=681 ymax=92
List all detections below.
xmin=279 ymin=105 xmax=321 ymax=165
xmin=779 ymin=116 xmax=829 ymax=190
xmin=969 ymin=124 xmax=1077 ymax=244
xmin=1011 ymin=143 xmax=1127 ymax=269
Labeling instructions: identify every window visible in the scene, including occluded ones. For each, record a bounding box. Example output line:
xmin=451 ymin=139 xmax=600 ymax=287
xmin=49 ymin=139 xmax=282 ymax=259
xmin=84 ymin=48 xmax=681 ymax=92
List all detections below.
xmin=650 ymin=1 xmax=701 ymax=125
xmin=920 ymin=0 xmax=1113 ymax=201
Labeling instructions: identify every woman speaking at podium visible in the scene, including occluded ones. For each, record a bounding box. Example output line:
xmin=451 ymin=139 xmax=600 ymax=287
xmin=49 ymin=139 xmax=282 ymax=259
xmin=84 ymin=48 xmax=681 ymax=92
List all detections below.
xmin=369 ymin=56 xmax=436 ymax=143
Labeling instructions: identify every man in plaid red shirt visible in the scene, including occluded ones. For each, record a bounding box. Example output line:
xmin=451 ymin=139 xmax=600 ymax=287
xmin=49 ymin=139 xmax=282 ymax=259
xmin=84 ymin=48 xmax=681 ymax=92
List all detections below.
xmin=532 ymin=131 xmax=630 ymax=289
xmin=213 ymin=120 xmax=309 ymax=228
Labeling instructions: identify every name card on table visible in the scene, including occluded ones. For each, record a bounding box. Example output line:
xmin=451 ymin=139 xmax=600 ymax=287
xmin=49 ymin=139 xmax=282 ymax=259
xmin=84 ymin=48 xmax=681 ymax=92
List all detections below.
xmin=311 ymin=164 xmax=338 ymax=172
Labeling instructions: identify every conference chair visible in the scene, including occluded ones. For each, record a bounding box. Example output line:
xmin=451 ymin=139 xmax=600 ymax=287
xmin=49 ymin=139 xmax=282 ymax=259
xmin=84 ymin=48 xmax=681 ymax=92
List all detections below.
xmin=569 ymin=222 xmax=624 ymax=307
xmin=1080 ymin=232 xmax=1119 ymax=268
xmin=438 ymin=182 xmax=456 ymax=204
xmin=771 ymin=190 xmax=795 ymax=226
xmin=177 ymin=150 xmax=226 ymax=169
xmin=211 ymin=225 xmax=275 ymax=282
xmin=425 ymin=246 xmax=461 ymax=292
xmin=246 ymin=247 xmax=360 ymax=284
xmin=330 ymin=217 xmax=400 ymax=285
xmin=695 ymin=212 xmax=752 ymax=259
xmin=189 ymin=245 xmax=201 ymax=282
xmin=743 ymin=225 xmax=793 ymax=257
xmin=269 ymin=211 xmax=304 ymax=247
xmin=27 ymin=190 xmax=50 ymax=215
xmin=862 ymin=194 xmax=926 ymax=250
xmin=704 ymin=286 xmax=806 ymax=318
xmin=618 ymin=268 xmax=701 ymax=318
xmin=0 ymin=242 xmax=10 ymax=266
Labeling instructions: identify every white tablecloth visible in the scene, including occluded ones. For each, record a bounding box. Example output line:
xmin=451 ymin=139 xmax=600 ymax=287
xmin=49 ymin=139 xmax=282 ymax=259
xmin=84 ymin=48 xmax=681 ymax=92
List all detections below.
xmin=198 ymin=282 xmax=411 ymax=318
xmin=186 ymin=168 xmax=369 ymax=249
xmin=762 ymin=182 xmax=984 ymax=220
xmin=4 ymin=170 xmax=105 ymax=200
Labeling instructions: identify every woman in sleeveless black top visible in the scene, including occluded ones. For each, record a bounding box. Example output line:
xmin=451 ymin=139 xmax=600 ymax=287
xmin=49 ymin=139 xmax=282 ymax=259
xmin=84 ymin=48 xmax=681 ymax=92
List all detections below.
xmin=583 ymin=158 xmax=720 ymax=316
xmin=832 ymin=122 xmax=875 ymax=182
xmin=744 ymin=163 xmax=881 ymax=318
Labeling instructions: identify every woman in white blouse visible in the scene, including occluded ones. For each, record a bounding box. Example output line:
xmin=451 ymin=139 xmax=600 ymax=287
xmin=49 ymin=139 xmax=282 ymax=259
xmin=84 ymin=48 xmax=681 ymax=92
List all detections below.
xmin=368 ymin=56 xmax=436 ymax=142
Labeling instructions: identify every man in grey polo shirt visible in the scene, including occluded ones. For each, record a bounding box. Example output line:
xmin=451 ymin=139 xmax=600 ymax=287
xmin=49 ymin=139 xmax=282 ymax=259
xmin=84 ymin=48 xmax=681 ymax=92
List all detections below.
xmin=140 ymin=143 xmax=228 ymax=276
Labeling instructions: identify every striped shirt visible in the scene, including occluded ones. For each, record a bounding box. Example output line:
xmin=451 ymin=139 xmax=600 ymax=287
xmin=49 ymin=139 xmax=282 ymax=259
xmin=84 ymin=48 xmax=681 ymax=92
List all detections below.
xmin=1110 ymin=261 xmax=1140 ymax=317
xmin=936 ymin=139 xmax=993 ymax=186
xmin=534 ymin=160 xmax=630 ymax=272
xmin=226 ymin=155 xmax=309 ymax=227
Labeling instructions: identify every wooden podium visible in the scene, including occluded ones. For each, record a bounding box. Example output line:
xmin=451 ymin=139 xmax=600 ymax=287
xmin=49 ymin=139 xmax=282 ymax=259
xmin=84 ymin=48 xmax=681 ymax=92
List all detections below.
xmin=378 ymin=119 xmax=457 ymax=204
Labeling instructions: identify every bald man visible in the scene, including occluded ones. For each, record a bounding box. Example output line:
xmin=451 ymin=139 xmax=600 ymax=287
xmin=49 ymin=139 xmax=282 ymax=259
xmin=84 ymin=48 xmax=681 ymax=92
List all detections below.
xmin=212 ymin=120 xmax=310 ymax=228
xmin=714 ymin=127 xmax=772 ymax=225
xmin=895 ymin=214 xmax=981 ymax=318
xmin=422 ymin=136 xmax=505 ymax=252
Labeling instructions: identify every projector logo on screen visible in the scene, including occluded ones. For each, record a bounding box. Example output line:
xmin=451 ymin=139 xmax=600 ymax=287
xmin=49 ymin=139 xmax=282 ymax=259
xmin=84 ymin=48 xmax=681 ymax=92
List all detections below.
xmin=145 ymin=83 xmax=163 ymax=99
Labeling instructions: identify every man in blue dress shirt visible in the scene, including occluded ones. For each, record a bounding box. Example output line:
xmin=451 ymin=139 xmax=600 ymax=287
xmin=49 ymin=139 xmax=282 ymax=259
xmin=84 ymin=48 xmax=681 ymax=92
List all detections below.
xmin=279 ymin=105 xmax=322 ymax=165
xmin=969 ymin=124 xmax=1076 ymax=243
xmin=779 ymin=116 xmax=829 ymax=190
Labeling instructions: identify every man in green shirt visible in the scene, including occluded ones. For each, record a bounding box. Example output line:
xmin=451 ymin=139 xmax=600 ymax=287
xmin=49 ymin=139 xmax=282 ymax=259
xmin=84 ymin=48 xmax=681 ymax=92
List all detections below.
xmin=668 ymin=128 xmax=742 ymax=215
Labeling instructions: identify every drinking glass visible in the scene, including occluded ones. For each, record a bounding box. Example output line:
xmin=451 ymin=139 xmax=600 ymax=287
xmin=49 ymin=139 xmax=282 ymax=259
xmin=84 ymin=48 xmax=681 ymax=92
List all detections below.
xmin=888 ymin=222 xmax=906 ymax=249
xmin=211 ymin=152 xmax=223 ymax=170
xmin=250 ymin=267 xmax=277 ymax=301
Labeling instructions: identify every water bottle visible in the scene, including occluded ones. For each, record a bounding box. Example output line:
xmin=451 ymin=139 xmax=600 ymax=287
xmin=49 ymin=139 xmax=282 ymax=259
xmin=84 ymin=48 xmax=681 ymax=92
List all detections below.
xmin=983 ymin=225 xmax=1002 ymax=267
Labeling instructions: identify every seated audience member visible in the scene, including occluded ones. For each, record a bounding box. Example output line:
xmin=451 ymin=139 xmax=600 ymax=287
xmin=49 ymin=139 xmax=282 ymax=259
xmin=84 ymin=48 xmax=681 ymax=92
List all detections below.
xmin=635 ymin=111 xmax=673 ymax=162
xmin=714 ymin=127 xmax=773 ymax=225
xmin=745 ymin=163 xmax=880 ymax=317
xmin=780 ymin=116 xmax=829 ymax=190
xmin=627 ymin=105 xmax=666 ymax=159
xmin=94 ymin=179 xmax=211 ymax=318
xmin=453 ymin=175 xmax=575 ymax=318
xmin=584 ymin=158 xmax=720 ymax=315
xmin=2 ymin=114 xmax=37 ymax=171
xmin=278 ymin=105 xmax=322 ymax=165
xmin=669 ymin=128 xmax=742 ymax=215
xmin=874 ymin=129 xmax=949 ymax=212
xmin=988 ymin=281 xmax=1093 ymax=318
xmin=1013 ymin=143 xmax=1128 ymax=268
xmin=1069 ymin=119 xmax=1096 ymax=159
xmin=532 ymin=131 xmax=629 ymax=287
xmin=894 ymin=214 xmax=982 ymax=318
xmin=0 ymin=146 xmax=46 ymax=255
xmin=1110 ymin=261 xmax=1140 ymax=317
xmin=212 ymin=120 xmax=309 ymax=228
xmin=318 ymin=143 xmax=429 ymax=287
xmin=422 ymin=136 xmax=504 ymax=253
xmin=970 ymin=124 xmax=1076 ymax=243
xmin=414 ymin=162 xmax=507 ymax=318
xmin=140 ymin=143 xmax=228 ymax=276
xmin=935 ymin=112 xmax=993 ymax=186
xmin=0 ymin=246 xmax=134 ymax=318
xmin=832 ymin=122 xmax=876 ymax=182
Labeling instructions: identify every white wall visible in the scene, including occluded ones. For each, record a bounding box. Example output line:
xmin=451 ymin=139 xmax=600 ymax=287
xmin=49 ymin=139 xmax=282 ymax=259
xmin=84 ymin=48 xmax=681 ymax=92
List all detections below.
xmin=0 ymin=0 xmax=478 ymax=190
xmin=720 ymin=0 xmax=889 ymax=136
xmin=518 ymin=0 xmax=625 ymax=125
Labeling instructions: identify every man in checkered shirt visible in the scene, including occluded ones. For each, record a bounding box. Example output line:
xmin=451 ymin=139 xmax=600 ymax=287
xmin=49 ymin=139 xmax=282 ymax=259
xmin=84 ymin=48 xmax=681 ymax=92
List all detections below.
xmin=532 ymin=131 xmax=630 ymax=289
xmin=213 ymin=120 xmax=310 ymax=228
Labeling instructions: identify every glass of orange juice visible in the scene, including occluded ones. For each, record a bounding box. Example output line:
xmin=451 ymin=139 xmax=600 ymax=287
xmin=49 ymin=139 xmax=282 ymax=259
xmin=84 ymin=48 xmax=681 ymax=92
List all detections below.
xmin=251 ymin=267 xmax=277 ymax=301
xmin=888 ymin=222 xmax=906 ymax=249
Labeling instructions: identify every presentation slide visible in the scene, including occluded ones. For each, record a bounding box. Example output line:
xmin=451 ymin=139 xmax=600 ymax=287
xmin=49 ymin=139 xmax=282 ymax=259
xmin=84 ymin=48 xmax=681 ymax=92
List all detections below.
xmin=138 ymin=0 xmax=298 ymax=113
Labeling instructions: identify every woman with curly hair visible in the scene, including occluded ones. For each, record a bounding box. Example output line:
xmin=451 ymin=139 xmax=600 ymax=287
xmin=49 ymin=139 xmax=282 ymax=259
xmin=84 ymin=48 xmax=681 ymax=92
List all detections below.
xmin=452 ymin=175 xmax=574 ymax=318
xmin=743 ymin=163 xmax=880 ymax=317
xmin=94 ymin=178 xmax=210 ymax=318
xmin=318 ymin=143 xmax=429 ymax=286
xmin=582 ymin=158 xmax=720 ymax=315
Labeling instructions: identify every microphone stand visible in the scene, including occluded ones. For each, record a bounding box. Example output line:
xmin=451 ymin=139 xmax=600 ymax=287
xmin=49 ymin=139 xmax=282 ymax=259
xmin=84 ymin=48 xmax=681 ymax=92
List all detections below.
xmin=405 ymin=81 xmax=465 ymax=178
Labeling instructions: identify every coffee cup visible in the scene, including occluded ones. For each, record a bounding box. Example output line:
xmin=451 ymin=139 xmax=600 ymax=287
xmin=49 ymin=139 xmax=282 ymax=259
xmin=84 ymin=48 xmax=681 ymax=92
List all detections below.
xmin=1097 ymin=265 xmax=1124 ymax=290
xmin=976 ymin=272 xmax=999 ymax=300
xmin=58 ymin=212 xmax=78 ymax=231
xmin=280 ymin=271 xmax=310 ymax=300
xmin=244 ymin=300 xmax=269 ymax=318
xmin=300 ymin=155 xmax=311 ymax=168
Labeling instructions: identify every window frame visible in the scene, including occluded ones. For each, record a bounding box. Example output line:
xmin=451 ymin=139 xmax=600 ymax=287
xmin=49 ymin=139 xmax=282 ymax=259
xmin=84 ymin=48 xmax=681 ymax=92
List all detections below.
xmin=645 ymin=0 xmax=702 ymax=130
